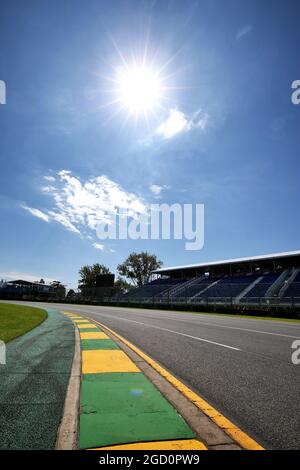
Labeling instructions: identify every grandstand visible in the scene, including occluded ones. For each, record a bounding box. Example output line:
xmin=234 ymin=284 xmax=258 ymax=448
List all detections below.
xmin=0 ymin=279 xmax=65 ymax=301
xmin=115 ymin=251 xmax=300 ymax=310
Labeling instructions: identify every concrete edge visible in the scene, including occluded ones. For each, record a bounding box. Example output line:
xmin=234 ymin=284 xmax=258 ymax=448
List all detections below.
xmin=89 ymin=318 xmax=264 ymax=451
xmin=55 ymin=323 xmax=81 ymax=450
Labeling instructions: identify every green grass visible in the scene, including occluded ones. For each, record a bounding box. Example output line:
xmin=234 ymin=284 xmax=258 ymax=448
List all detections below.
xmin=0 ymin=303 xmax=47 ymax=343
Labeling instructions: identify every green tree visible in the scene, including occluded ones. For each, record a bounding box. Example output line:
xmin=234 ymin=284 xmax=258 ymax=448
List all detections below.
xmin=78 ymin=263 xmax=111 ymax=289
xmin=66 ymin=289 xmax=76 ymax=298
xmin=113 ymin=277 xmax=132 ymax=295
xmin=117 ymin=252 xmax=162 ymax=287
xmin=50 ymin=280 xmax=66 ymax=298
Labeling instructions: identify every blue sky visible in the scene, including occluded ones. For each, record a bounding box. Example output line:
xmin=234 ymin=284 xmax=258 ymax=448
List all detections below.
xmin=0 ymin=0 xmax=299 ymax=289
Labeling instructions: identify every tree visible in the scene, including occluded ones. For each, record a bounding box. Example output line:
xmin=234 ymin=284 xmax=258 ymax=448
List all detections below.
xmin=117 ymin=252 xmax=162 ymax=287
xmin=50 ymin=280 xmax=66 ymax=298
xmin=113 ymin=277 xmax=132 ymax=295
xmin=51 ymin=280 xmax=63 ymax=288
xmin=66 ymin=289 xmax=76 ymax=298
xmin=78 ymin=263 xmax=111 ymax=289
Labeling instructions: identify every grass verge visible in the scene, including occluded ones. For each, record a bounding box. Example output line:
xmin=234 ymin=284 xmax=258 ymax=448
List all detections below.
xmin=0 ymin=303 xmax=47 ymax=343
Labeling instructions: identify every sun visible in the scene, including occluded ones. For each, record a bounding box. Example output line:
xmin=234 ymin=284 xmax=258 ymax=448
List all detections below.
xmin=99 ymin=39 xmax=178 ymax=123
xmin=115 ymin=63 xmax=164 ymax=116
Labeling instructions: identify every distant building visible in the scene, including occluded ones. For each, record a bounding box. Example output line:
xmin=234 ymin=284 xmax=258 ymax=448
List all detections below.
xmin=0 ymin=279 xmax=65 ymax=300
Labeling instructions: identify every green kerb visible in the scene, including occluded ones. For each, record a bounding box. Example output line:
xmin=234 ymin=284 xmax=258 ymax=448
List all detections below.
xmin=80 ymin=339 xmax=119 ymax=350
xmin=79 ymin=372 xmax=194 ymax=449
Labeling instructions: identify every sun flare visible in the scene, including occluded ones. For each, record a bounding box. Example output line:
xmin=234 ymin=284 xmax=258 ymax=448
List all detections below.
xmin=100 ymin=39 xmax=178 ymax=123
xmin=115 ymin=63 xmax=164 ymax=116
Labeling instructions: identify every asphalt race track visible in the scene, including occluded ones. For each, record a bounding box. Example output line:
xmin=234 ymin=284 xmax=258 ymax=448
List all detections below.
xmin=8 ymin=303 xmax=300 ymax=449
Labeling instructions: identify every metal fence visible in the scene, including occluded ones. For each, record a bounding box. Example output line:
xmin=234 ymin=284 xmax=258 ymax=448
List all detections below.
xmin=105 ymin=296 xmax=300 ymax=307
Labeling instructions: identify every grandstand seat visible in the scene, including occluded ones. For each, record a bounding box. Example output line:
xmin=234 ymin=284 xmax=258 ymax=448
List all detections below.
xmin=282 ymin=272 xmax=300 ymax=301
xmin=244 ymin=273 xmax=280 ymax=298
xmin=121 ymin=278 xmax=184 ymax=300
xmin=196 ymin=275 xmax=257 ymax=299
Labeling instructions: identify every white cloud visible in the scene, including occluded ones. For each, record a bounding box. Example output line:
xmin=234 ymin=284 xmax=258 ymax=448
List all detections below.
xmin=43 ymin=175 xmax=56 ymax=182
xmin=236 ymin=25 xmax=253 ymax=40
xmin=149 ymin=184 xmax=170 ymax=198
xmin=48 ymin=210 xmax=80 ymax=234
xmin=21 ymin=204 xmax=49 ymax=222
xmin=93 ymin=242 xmax=104 ymax=251
xmin=41 ymin=185 xmax=56 ymax=193
xmin=149 ymin=184 xmax=163 ymax=196
xmin=157 ymin=109 xmax=190 ymax=139
xmin=157 ymin=108 xmax=208 ymax=139
xmin=21 ymin=171 xmax=147 ymax=244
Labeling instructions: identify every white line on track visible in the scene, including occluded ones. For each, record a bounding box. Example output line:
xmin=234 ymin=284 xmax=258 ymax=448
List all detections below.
xmin=70 ymin=304 xmax=300 ymax=338
xmin=86 ymin=314 xmax=241 ymax=351
xmin=74 ymin=306 xmax=300 ymax=340
xmin=144 ymin=316 xmax=300 ymax=339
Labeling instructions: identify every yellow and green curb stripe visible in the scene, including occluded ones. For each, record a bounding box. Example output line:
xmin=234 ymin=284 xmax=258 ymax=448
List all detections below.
xmin=63 ymin=312 xmax=206 ymax=450
xmin=95 ymin=439 xmax=206 ymax=450
xmin=92 ymin=318 xmax=264 ymax=451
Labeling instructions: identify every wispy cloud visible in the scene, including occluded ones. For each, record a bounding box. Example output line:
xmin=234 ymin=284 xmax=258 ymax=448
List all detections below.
xmin=236 ymin=25 xmax=253 ymax=40
xmin=21 ymin=204 xmax=49 ymax=222
xmin=48 ymin=210 xmax=80 ymax=234
xmin=157 ymin=108 xmax=208 ymax=139
xmin=43 ymin=175 xmax=56 ymax=182
xmin=21 ymin=171 xmax=146 ymax=247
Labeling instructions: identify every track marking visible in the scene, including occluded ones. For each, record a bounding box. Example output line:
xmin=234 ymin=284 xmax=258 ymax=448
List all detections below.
xmin=70 ymin=306 xmax=300 ymax=339
xmin=89 ymin=317 xmax=264 ymax=451
xmin=80 ymin=331 xmax=109 ymax=340
xmin=69 ymin=312 xmax=205 ymax=450
xmin=82 ymin=349 xmax=140 ymax=374
xmin=77 ymin=323 xmax=97 ymax=329
xmin=86 ymin=315 xmax=241 ymax=351
xmin=155 ymin=316 xmax=300 ymax=339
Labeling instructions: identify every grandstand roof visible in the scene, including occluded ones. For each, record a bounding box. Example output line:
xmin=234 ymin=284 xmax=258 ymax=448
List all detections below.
xmin=8 ymin=279 xmax=37 ymax=286
xmin=153 ymin=250 xmax=300 ymax=274
xmin=7 ymin=279 xmax=51 ymax=288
